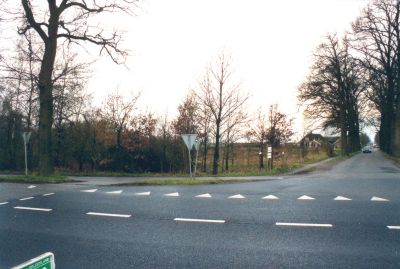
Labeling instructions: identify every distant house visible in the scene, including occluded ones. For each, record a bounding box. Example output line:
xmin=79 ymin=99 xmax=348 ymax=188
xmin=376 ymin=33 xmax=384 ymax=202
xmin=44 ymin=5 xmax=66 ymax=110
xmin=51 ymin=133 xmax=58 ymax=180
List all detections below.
xmin=299 ymin=133 xmax=340 ymax=149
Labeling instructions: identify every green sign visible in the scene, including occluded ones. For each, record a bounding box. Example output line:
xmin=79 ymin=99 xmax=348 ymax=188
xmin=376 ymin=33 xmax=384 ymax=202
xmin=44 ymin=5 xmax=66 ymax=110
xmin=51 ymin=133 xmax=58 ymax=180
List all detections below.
xmin=11 ymin=252 xmax=55 ymax=269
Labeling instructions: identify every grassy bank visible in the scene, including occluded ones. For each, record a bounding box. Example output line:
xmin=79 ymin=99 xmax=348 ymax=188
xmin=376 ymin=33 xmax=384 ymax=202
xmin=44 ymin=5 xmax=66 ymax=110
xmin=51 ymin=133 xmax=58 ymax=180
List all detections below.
xmin=114 ymin=178 xmax=261 ymax=186
xmin=0 ymin=174 xmax=74 ymax=184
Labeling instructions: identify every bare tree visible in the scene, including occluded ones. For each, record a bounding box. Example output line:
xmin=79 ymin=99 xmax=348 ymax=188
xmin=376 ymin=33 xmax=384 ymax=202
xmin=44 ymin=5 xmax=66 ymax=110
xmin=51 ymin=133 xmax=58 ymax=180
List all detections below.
xmin=196 ymin=52 xmax=249 ymax=175
xmin=101 ymin=91 xmax=140 ymax=150
xmin=15 ymin=0 xmax=138 ymax=174
xmin=351 ymin=0 xmax=400 ymax=155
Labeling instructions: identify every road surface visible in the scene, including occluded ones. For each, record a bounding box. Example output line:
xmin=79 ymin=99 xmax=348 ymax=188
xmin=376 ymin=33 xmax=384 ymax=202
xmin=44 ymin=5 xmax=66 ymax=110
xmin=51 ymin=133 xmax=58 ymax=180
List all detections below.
xmin=1 ymin=150 xmax=399 ymax=268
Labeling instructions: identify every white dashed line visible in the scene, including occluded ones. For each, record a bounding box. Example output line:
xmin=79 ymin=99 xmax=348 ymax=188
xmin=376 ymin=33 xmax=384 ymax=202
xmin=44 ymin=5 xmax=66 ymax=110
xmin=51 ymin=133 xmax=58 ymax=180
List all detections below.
xmin=0 ymin=202 xmax=9 ymax=205
xmin=371 ymin=196 xmax=389 ymax=202
xmin=262 ymin=195 xmax=279 ymax=200
xmin=164 ymin=192 xmax=180 ymax=197
xmin=174 ymin=218 xmax=225 ymax=224
xmin=276 ymin=222 xmax=333 ymax=228
xmin=19 ymin=197 xmax=34 ymax=201
xmin=195 ymin=193 xmax=212 ymax=198
xmin=298 ymin=195 xmax=315 ymax=200
xmin=80 ymin=189 xmax=98 ymax=193
xmin=86 ymin=212 xmax=131 ymax=218
xmin=106 ymin=190 xmax=123 ymax=194
xmin=135 ymin=191 xmax=151 ymax=196
xmin=27 ymin=185 xmax=36 ymax=189
xmin=228 ymin=194 xmax=245 ymax=199
xmin=43 ymin=193 xmax=55 ymax=196
xmin=334 ymin=196 xmax=352 ymax=201
xmin=14 ymin=206 xmax=52 ymax=212
xmin=387 ymin=226 xmax=400 ymax=230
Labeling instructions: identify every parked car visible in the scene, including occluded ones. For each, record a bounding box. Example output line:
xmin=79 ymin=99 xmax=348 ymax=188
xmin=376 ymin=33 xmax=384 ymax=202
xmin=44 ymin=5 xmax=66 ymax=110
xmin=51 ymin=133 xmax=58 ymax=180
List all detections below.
xmin=362 ymin=146 xmax=372 ymax=153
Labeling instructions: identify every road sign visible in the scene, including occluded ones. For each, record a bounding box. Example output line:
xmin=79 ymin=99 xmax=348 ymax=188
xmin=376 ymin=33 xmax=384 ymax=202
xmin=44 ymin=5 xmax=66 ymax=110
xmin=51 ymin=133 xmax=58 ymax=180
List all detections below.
xmin=267 ymin=147 xmax=272 ymax=153
xmin=267 ymin=153 xmax=272 ymax=159
xmin=181 ymin=134 xmax=197 ymax=150
xmin=12 ymin=252 xmax=55 ymax=269
xmin=22 ymin=132 xmax=31 ymax=144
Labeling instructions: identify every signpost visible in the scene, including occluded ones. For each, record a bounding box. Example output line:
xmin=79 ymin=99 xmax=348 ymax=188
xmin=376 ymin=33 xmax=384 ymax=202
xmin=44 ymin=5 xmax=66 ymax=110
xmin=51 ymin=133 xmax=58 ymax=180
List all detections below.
xmin=267 ymin=146 xmax=272 ymax=170
xmin=181 ymin=134 xmax=197 ymax=178
xmin=193 ymin=139 xmax=201 ymax=178
xmin=22 ymin=132 xmax=31 ymax=176
xmin=11 ymin=252 xmax=55 ymax=269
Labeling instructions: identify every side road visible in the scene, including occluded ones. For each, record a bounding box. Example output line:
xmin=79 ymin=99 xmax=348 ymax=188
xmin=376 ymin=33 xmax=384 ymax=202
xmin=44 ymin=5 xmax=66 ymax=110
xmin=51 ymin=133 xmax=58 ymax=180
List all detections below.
xmin=70 ymin=156 xmax=339 ymax=186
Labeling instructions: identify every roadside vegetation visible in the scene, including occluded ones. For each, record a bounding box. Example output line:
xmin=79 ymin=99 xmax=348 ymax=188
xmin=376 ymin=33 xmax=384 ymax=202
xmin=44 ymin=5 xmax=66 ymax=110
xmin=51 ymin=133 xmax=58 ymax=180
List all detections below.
xmin=0 ymin=174 xmax=72 ymax=184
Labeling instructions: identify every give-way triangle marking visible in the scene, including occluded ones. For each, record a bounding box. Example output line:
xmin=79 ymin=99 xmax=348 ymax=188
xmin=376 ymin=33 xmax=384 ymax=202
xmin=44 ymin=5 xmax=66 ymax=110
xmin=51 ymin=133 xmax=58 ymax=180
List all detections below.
xmin=262 ymin=195 xmax=279 ymax=200
xmin=371 ymin=196 xmax=389 ymax=202
xmin=164 ymin=192 xmax=180 ymax=197
xmin=196 ymin=193 xmax=212 ymax=198
xmin=228 ymin=194 xmax=245 ymax=199
xmin=135 ymin=192 xmax=151 ymax=196
xmin=334 ymin=196 xmax=352 ymax=201
xmin=27 ymin=185 xmax=36 ymax=189
xmin=298 ymin=195 xmax=315 ymax=200
xmin=80 ymin=189 xmax=98 ymax=193
xmin=106 ymin=190 xmax=122 ymax=194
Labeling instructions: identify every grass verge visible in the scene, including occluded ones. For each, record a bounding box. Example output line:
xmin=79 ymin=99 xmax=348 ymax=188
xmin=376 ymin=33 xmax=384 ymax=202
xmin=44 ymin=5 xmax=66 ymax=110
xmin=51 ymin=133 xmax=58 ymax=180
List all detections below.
xmin=0 ymin=174 xmax=75 ymax=184
xmin=113 ymin=178 xmax=262 ymax=186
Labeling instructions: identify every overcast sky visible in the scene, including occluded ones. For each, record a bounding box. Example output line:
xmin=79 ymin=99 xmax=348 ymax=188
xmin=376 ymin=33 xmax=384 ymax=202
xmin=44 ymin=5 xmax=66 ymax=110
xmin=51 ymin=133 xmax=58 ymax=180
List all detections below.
xmin=87 ymin=0 xmax=370 ymax=136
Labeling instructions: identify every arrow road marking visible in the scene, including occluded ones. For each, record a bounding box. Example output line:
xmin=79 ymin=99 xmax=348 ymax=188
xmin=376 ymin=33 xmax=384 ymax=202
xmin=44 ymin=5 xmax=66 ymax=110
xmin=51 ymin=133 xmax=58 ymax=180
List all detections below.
xmin=334 ymin=196 xmax=352 ymax=201
xmin=43 ymin=193 xmax=55 ymax=196
xmin=195 ymin=193 xmax=212 ymax=198
xmin=0 ymin=202 xmax=9 ymax=205
xmin=19 ymin=197 xmax=34 ymax=201
xmin=228 ymin=194 xmax=245 ymax=199
xmin=262 ymin=195 xmax=279 ymax=200
xmin=135 ymin=191 xmax=151 ymax=196
xmin=80 ymin=189 xmax=98 ymax=193
xmin=276 ymin=222 xmax=333 ymax=228
xmin=174 ymin=218 xmax=225 ymax=224
xmin=371 ymin=196 xmax=389 ymax=202
xmin=387 ymin=226 xmax=400 ymax=230
xmin=27 ymin=185 xmax=36 ymax=189
xmin=14 ymin=206 xmax=52 ymax=212
xmin=106 ymin=190 xmax=123 ymax=194
xmin=86 ymin=212 xmax=131 ymax=218
xmin=298 ymin=195 xmax=315 ymax=200
xmin=164 ymin=192 xmax=180 ymax=197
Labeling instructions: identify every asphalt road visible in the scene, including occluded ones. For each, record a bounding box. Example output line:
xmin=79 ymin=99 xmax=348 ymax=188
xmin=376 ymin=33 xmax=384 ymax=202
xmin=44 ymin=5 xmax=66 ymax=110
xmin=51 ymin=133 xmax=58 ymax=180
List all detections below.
xmin=1 ymin=150 xmax=399 ymax=268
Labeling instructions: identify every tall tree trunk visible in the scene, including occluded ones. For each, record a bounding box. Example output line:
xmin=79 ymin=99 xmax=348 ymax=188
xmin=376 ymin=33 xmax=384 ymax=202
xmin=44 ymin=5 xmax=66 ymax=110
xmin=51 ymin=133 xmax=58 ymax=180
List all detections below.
xmin=212 ymin=123 xmax=220 ymax=175
xmin=339 ymin=106 xmax=348 ymax=155
xmin=38 ymin=12 xmax=59 ymax=175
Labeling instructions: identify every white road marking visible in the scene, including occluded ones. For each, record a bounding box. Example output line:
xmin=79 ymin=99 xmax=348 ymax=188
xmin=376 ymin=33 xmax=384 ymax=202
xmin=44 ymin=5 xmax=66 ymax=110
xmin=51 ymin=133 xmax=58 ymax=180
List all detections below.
xmin=135 ymin=191 xmax=151 ymax=196
xmin=334 ymin=196 xmax=352 ymax=201
xmin=164 ymin=192 xmax=180 ymax=197
xmin=228 ymin=194 xmax=245 ymax=199
xmin=276 ymin=222 xmax=333 ymax=228
xmin=262 ymin=195 xmax=279 ymax=200
xmin=174 ymin=218 xmax=225 ymax=224
xmin=371 ymin=196 xmax=389 ymax=202
xmin=387 ymin=226 xmax=400 ymax=230
xmin=19 ymin=197 xmax=34 ymax=201
xmin=27 ymin=185 xmax=36 ymax=189
xmin=0 ymin=202 xmax=9 ymax=205
xmin=106 ymin=190 xmax=123 ymax=194
xmin=86 ymin=212 xmax=131 ymax=218
xmin=298 ymin=195 xmax=315 ymax=200
xmin=14 ymin=206 xmax=52 ymax=212
xmin=195 ymin=193 xmax=212 ymax=198
xmin=80 ymin=189 xmax=98 ymax=193
xmin=43 ymin=193 xmax=55 ymax=196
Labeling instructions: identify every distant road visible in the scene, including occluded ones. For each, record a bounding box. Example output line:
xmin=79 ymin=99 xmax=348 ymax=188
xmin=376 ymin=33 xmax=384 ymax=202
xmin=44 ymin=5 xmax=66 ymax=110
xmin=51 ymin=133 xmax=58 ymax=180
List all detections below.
xmin=1 ymin=150 xmax=399 ymax=268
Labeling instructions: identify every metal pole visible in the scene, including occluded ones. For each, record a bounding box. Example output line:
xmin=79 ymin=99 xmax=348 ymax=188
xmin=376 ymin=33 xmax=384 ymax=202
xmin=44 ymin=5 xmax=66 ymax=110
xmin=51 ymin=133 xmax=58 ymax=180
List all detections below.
xmin=24 ymin=142 xmax=28 ymax=176
xmin=188 ymin=148 xmax=192 ymax=179
xmin=194 ymin=147 xmax=199 ymax=179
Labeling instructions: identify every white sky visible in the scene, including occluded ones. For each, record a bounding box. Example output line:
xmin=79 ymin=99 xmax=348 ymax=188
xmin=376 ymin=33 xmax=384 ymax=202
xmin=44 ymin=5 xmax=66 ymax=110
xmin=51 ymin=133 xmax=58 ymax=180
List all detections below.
xmin=1 ymin=0 xmax=370 ymax=135
xmin=88 ymin=0 xmax=370 ymax=136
